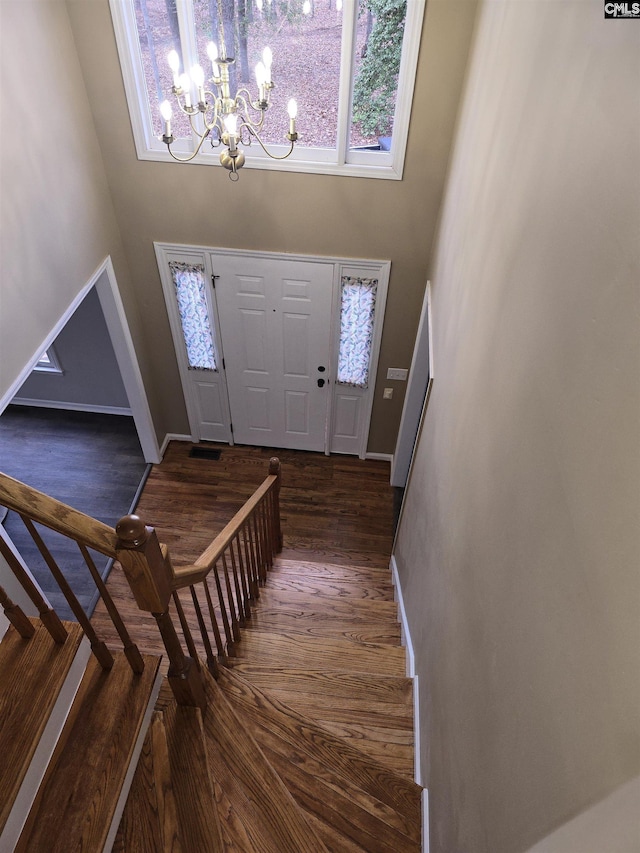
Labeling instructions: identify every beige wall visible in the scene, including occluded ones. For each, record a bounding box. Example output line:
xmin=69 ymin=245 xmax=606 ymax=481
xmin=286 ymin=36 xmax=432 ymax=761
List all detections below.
xmin=0 ymin=1 xmax=152 ymax=418
xmin=65 ymin=0 xmax=477 ymax=451
xmin=394 ymin=1 xmax=640 ymax=851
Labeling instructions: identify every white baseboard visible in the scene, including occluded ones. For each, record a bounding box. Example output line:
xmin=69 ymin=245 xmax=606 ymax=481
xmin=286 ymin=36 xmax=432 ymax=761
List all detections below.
xmin=365 ymin=452 xmax=393 ymax=463
xmin=422 ymin=788 xmax=430 ymax=853
xmin=159 ymin=432 xmax=193 ymax=456
xmin=390 ymin=553 xmax=424 ymax=795
xmin=390 ymin=554 xmax=415 ymax=678
xmin=10 ymin=398 xmax=132 ymax=417
xmin=390 ymin=555 xmax=428 ymax=851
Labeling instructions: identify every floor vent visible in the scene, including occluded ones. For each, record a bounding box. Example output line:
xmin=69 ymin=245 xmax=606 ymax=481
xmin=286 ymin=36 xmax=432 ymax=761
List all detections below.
xmin=189 ymin=446 xmax=222 ymax=461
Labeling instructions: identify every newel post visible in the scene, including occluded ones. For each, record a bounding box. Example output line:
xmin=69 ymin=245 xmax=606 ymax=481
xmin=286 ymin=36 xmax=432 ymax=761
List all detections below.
xmin=269 ymin=457 xmax=283 ymax=553
xmin=115 ymin=515 xmax=206 ymax=711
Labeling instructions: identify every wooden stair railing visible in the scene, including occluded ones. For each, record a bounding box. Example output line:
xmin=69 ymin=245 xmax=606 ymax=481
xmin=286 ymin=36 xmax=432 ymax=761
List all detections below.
xmin=0 ymin=456 xmax=283 ymax=710
xmin=0 ymin=470 xmax=200 ymax=706
xmin=168 ymin=457 xmax=283 ymax=670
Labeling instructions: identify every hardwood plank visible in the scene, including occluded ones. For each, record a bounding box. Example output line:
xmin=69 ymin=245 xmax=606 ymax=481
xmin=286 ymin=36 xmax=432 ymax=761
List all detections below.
xmin=258 ymin=741 xmax=420 ymax=853
xmin=265 ymin=574 xmax=394 ymax=601
xmin=114 ymin=712 xmax=179 ymax=853
xmin=255 ymin=587 xmax=398 ymax=620
xmin=273 ymin=557 xmax=394 ymax=582
xmin=17 ymin=653 xmax=161 ymax=853
xmin=230 ymin=631 xmax=407 ymax=676
xmin=305 ymin=810 xmax=373 ymax=853
xmin=247 ymin=611 xmax=401 ymax=645
xmin=0 ymin=620 xmax=85 ymax=832
xmin=202 ymin=671 xmax=329 ymax=853
xmin=218 ymin=667 xmax=421 ymax=825
xmin=163 ymin=703 xmax=224 ymax=852
xmin=211 ymin=775 xmax=257 ymax=853
xmin=227 ymin=665 xmax=414 ymax=704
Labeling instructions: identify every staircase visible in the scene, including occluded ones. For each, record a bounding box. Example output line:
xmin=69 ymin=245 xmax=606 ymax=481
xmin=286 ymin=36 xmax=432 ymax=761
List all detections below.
xmin=0 ymin=455 xmax=423 ymax=851
xmin=115 ymin=553 xmax=421 ymax=852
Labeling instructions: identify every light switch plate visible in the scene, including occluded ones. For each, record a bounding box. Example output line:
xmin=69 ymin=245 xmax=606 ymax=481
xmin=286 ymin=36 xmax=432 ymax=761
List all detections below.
xmin=383 ymin=388 xmax=394 ymax=399
xmin=387 ymin=368 xmax=408 ymax=381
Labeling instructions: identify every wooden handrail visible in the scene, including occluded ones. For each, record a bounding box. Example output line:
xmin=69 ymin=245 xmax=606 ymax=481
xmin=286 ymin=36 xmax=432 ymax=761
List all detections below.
xmin=171 ymin=460 xmax=282 ymax=590
xmin=0 ymin=472 xmax=118 ymax=557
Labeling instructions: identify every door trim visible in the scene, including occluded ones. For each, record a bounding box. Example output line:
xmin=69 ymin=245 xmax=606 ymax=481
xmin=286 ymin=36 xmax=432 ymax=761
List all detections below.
xmin=154 ymin=242 xmax=390 ymax=457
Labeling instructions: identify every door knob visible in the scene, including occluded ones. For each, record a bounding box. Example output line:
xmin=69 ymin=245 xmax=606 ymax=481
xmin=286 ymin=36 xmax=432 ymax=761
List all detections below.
xmin=317 ymin=378 xmax=326 ymax=387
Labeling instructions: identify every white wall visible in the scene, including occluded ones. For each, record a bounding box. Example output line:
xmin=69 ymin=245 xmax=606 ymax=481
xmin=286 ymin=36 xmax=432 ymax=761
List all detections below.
xmin=393 ymin=2 xmax=640 ymax=851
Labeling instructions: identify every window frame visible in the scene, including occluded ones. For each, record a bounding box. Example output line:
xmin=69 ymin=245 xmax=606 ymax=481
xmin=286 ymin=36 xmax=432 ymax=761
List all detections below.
xmin=109 ymin=0 xmax=426 ymax=180
xmin=34 ymin=346 xmax=63 ymax=375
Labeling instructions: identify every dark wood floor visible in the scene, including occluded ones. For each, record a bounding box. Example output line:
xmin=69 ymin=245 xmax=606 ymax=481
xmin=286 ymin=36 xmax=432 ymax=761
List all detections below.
xmin=127 ymin=441 xmax=396 ymax=569
xmin=0 ymin=406 xmax=148 ymax=617
xmin=92 ymin=441 xmax=397 ymax=656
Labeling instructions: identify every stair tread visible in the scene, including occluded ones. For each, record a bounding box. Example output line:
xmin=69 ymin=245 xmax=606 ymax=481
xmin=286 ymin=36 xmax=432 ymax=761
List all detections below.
xmin=0 ymin=619 xmax=85 ymax=833
xmin=113 ymin=712 xmax=178 ymax=853
xmin=256 ymin=586 xmax=398 ymax=617
xmin=202 ymin=670 xmax=330 ymax=853
xmin=17 ymin=652 xmax=161 ymax=853
xmin=163 ymin=702 xmax=224 ymax=852
xmin=230 ymin=630 xmax=406 ymax=676
xmin=218 ymin=667 xmax=421 ymax=851
xmin=279 ymin=546 xmax=391 ymax=570
xmin=273 ymin=557 xmax=394 ymax=581
xmin=247 ymin=609 xmax=401 ymax=644
xmin=227 ymin=664 xmax=413 ymax=703
xmin=266 ymin=573 xmax=395 ymax=601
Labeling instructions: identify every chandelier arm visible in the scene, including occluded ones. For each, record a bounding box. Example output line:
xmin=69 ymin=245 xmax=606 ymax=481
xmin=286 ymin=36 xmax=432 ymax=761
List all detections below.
xmin=234 ymin=97 xmax=266 ymax=135
xmin=246 ymin=128 xmax=296 ymax=161
xmin=235 ymin=89 xmax=267 ymax=115
xmin=164 ymin=128 xmax=212 ymax=163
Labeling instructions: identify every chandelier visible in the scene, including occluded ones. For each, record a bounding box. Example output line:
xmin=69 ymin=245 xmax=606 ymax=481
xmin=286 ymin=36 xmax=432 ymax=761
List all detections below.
xmin=158 ymin=7 xmax=298 ymax=181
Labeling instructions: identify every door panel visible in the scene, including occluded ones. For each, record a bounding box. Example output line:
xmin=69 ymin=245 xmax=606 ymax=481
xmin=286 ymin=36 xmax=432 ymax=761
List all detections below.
xmin=212 ymin=255 xmax=333 ymax=451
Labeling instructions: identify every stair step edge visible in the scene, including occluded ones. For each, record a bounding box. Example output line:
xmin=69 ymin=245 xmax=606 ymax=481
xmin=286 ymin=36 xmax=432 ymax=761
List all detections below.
xmin=0 ymin=626 xmax=91 ymax=850
xmin=16 ymin=652 xmax=162 ymax=853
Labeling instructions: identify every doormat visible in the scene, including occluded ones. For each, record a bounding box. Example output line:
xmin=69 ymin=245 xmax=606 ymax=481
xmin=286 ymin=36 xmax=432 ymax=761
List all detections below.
xmin=189 ymin=446 xmax=222 ymax=461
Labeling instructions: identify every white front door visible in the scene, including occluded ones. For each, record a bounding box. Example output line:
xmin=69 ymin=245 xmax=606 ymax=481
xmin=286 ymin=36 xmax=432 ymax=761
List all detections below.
xmin=212 ymin=254 xmax=334 ymax=452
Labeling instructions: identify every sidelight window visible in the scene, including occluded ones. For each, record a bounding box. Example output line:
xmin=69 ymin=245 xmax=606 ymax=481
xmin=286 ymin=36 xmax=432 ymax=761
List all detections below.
xmin=169 ymin=261 xmax=217 ymax=370
xmin=337 ymin=275 xmax=377 ymax=387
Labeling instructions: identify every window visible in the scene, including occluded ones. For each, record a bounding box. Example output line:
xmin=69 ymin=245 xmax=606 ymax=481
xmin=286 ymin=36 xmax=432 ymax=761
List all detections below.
xmin=34 ymin=347 xmax=63 ymax=374
xmin=337 ymin=275 xmax=377 ymax=387
xmin=169 ymin=261 xmax=218 ymax=369
xmin=109 ymin=0 xmax=425 ymax=179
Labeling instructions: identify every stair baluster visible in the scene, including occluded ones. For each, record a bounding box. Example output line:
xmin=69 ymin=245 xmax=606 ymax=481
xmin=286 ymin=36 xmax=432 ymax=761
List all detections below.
xmin=0 ymin=531 xmax=68 ymax=643
xmin=0 ymin=582 xmax=35 ymax=638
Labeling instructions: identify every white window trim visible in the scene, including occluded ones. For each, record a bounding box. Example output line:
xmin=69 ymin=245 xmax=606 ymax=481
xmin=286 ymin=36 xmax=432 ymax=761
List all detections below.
xmin=109 ymin=0 xmax=425 ymax=180
xmin=34 ymin=346 xmax=63 ymax=374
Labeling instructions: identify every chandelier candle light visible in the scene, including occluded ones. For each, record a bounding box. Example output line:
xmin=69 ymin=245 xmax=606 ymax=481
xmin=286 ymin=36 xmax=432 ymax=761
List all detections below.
xmin=159 ymin=30 xmax=298 ymax=181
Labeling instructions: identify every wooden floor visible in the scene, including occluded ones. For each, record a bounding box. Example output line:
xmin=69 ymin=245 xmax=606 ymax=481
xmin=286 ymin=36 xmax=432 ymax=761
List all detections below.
xmin=0 ymin=406 xmax=148 ymax=617
xmin=93 ymin=441 xmax=398 ymax=660
xmin=129 ymin=441 xmax=397 ymax=568
xmin=92 ymin=441 xmax=421 ymax=850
